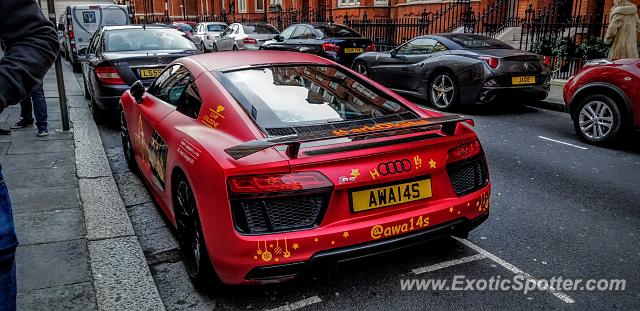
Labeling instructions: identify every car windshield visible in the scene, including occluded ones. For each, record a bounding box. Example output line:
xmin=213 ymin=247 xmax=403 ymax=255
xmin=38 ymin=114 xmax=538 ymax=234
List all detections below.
xmin=447 ymin=35 xmax=513 ymax=49
xmin=242 ymin=24 xmax=279 ymax=34
xmin=313 ymin=24 xmax=361 ymax=38
xmin=222 ymin=65 xmax=415 ymax=130
xmin=104 ymin=28 xmax=196 ymax=52
xmin=207 ymin=24 xmax=226 ymax=31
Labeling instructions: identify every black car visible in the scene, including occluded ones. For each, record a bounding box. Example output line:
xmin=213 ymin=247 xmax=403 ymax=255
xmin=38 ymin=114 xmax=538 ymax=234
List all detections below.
xmin=352 ymin=33 xmax=551 ymax=111
xmin=261 ymin=22 xmax=373 ymax=66
xmin=81 ymin=25 xmax=199 ymax=113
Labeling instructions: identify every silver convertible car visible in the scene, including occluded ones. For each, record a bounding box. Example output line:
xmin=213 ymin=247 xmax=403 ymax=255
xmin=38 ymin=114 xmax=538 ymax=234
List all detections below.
xmin=352 ymin=33 xmax=551 ymax=111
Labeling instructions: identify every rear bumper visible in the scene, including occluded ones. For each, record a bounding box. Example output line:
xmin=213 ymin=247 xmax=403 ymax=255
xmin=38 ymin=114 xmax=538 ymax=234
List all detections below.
xmin=246 ymin=212 xmax=488 ymax=282
xmin=92 ymin=83 xmax=130 ymax=111
xmin=207 ymin=184 xmax=491 ymax=285
xmin=478 ymin=83 xmax=551 ymax=103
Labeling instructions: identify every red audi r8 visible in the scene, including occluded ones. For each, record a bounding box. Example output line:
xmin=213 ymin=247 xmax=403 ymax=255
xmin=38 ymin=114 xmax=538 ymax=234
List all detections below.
xmin=119 ymin=51 xmax=491 ymax=286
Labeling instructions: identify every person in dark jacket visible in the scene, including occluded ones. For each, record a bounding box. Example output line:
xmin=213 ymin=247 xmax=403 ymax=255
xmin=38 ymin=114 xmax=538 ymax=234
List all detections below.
xmin=0 ymin=1 xmax=59 ymax=310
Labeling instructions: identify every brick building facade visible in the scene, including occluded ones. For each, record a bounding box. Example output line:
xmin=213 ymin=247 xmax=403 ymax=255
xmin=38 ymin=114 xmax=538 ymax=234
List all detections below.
xmin=122 ymin=0 xmax=638 ymax=23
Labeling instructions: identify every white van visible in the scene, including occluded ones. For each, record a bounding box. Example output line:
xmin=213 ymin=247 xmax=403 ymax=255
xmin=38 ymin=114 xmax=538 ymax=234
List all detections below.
xmin=63 ymin=4 xmax=131 ymax=71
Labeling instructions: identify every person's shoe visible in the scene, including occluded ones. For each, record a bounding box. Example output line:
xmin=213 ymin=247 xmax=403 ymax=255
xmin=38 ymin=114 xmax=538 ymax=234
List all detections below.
xmin=0 ymin=128 xmax=10 ymax=135
xmin=37 ymin=129 xmax=49 ymax=137
xmin=10 ymin=118 xmax=34 ymax=129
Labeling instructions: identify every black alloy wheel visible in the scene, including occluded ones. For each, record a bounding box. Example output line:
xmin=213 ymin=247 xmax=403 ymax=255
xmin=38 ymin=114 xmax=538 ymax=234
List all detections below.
xmin=119 ymin=109 xmax=138 ymax=174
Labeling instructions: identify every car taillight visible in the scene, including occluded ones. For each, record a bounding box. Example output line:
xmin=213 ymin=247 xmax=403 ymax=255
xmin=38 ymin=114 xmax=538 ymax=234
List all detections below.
xmin=228 ymin=172 xmax=332 ymax=197
xmin=543 ymin=56 xmax=551 ymax=66
xmin=447 ymin=139 xmax=483 ymax=164
xmin=95 ymin=66 xmax=126 ymax=85
xmin=366 ymin=43 xmax=376 ymax=52
xmin=479 ymin=56 xmax=499 ymax=69
xmin=322 ymin=42 xmax=341 ymax=52
xmin=242 ymin=37 xmax=257 ymax=45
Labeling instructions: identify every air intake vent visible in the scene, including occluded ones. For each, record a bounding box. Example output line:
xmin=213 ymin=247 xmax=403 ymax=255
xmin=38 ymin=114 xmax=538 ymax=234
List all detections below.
xmin=447 ymin=157 xmax=488 ymax=196
xmin=232 ymin=194 xmax=330 ymax=234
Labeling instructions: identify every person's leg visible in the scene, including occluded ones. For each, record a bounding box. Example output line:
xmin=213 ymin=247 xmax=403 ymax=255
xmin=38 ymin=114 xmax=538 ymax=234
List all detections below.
xmin=10 ymin=98 xmax=34 ymax=129
xmin=31 ymin=84 xmax=48 ymax=136
xmin=0 ymin=167 xmax=18 ymax=311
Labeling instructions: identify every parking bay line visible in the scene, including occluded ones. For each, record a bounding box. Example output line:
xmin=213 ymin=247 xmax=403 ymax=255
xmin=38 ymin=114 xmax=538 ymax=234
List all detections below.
xmin=412 ymin=254 xmax=487 ymax=275
xmin=453 ymin=237 xmax=575 ymax=304
xmin=266 ymin=296 xmax=323 ymax=311
xmin=538 ymin=136 xmax=588 ymax=150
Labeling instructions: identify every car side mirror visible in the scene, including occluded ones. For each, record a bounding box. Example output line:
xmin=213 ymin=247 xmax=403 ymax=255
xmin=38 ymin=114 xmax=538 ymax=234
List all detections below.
xmin=131 ymin=80 xmax=145 ymax=103
xmin=275 ymin=35 xmax=284 ymax=42
xmin=390 ymin=49 xmax=398 ymax=57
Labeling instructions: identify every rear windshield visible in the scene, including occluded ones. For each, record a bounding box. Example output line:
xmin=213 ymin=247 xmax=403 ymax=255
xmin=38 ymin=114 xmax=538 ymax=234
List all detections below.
xmin=446 ymin=34 xmax=512 ymax=49
xmin=207 ymin=24 xmax=226 ymax=32
xmin=222 ymin=65 xmax=414 ymax=130
xmin=176 ymin=23 xmax=192 ymax=32
xmin=104 ymin=28 xmax=196 ymax=52
xmin=242 ymin=24 xmax=279 ymax=34
xmin=313 ymin=24 xmax=361 ymax=38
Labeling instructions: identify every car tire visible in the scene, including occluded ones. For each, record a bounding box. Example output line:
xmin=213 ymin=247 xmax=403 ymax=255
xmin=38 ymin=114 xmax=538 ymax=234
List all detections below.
xmin=352 ymin=61 xmax=369 ymax=77
xmin=200 ymin=42 xmax=207 ymax=53
xmin=173 ymin=172 xmax=220 ymax=288
xmin=212 ymin=43 xmax=218 ymax=52
xmin=232 ymin=45 xmax=238 ymax=51
xmin=72 ymin=62 xmax=81 ymax=73
xmin=572 ymin=94 xmax=624 ymax=145
xmin=428 ymin=71 xmax=459 ymax=111
xmin=119 ymin=108 xmax=139 ymax=174
xmin=83 ymin=79 xmax=91 ymax=100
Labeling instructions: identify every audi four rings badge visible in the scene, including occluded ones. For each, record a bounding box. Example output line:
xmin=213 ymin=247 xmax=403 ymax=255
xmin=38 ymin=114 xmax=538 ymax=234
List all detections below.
xmin=370 ymin=159 xmax=412 ymax=180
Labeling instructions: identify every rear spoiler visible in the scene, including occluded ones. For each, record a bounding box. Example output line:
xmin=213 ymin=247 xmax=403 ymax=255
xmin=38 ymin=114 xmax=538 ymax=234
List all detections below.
xmin=225 ymin=115 xmax=472 ymax=160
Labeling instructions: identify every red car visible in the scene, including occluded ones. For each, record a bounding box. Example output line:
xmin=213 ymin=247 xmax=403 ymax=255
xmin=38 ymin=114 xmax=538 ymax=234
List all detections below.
xmin=563 ymin=58 xmax=640 ymax=144
xmin=119 ymin=51 xmax=491 ymax=286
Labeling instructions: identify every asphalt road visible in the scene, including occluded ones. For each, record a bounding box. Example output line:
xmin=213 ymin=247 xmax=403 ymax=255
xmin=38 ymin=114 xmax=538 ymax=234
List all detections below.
xmin=79 ymin=72 xmax=640 ymax=310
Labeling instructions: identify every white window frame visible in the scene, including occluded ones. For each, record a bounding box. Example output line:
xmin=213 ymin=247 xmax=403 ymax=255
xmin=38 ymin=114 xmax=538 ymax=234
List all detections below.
xmin=374 ymin=0 xmax=388 ymax=5
xmin=256 ymin=0 xmax=264 ymax=12
xmin=238 ymin=0 xmax=247 ymax=13
xmin=338 ymin=0 xmax=360 ymax=7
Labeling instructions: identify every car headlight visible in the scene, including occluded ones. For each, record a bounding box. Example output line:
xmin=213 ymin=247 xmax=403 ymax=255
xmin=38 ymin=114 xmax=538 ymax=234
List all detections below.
xmin=583 ymin=59 xmax=613 ymax=68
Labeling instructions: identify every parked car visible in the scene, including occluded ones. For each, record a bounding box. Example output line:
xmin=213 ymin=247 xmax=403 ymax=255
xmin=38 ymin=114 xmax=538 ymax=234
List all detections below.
xmin=563 ymin=58 xmax=640 ymax=145
xmin=171 ymin=22 xmax=194 ymax=40
xmin=63 ymin=4 xmax=131 ymax=72
xmin=192 ymin=22 xmax=228 ymax=52
xmin=213 ymin=22 xmax=279 ymax=51
xmin=175 ymin=20 xmax=197 ymax=28
xmin=353 ymin=33 xmax=551 ymax=111
xmin=81 ymin=25 xmax=199 ymax=115
xmin=119 ymin=50 xmax=490 ymax=286
xmin=262 ymin=22 xmax=373 ymax=66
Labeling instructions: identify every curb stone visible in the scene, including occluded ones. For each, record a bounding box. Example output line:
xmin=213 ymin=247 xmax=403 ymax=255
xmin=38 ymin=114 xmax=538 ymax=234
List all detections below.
xmin=67 ymin=73 xmax=165 ymax=310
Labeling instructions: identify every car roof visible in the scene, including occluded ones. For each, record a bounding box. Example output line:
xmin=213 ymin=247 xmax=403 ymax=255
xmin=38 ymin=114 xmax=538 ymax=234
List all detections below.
xmin=102 ymin=25 xmax=176 ymax=31
xmin=188 ymin=50 xmax=334 ymax=71
xmin=199 ymin=22 xmax=227 ymax=25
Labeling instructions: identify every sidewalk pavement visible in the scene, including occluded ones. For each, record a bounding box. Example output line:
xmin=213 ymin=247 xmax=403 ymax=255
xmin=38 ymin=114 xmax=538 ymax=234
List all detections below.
xmin=1 ymin=62 xmax=164 ymax=310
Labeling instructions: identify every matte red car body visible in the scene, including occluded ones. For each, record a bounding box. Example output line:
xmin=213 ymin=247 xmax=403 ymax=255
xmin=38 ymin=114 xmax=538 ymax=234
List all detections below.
xmin=563 ymin=58 xmax=640 ymax=127
xmin=120 ymin=51 xmax=491 ymax=284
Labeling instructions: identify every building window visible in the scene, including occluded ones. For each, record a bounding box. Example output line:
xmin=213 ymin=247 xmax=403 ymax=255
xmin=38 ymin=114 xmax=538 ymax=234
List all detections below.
xmin=374 ymin=0 xmax=388 ymax=5
xmin=256 ymin=0 xmax=264 ymax=11
xmin=270 ymin=0 xmax=283 ymax=6
xmin=238 ymin=0 xmax=247 ymax=12
xmin=338 ymin=0 xmax=360 ymax=7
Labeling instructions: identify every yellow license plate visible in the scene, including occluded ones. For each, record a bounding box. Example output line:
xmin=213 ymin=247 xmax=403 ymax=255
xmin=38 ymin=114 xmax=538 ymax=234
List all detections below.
xmin=351 ymin=179 xmax=432 ymax=212
xmin=512 ymin=76 xmax=535 ymax=85
xmin=344 ymin=48 xmax=363 ymax=54
xmin=139 ymin=68 xmax=163 ymax=79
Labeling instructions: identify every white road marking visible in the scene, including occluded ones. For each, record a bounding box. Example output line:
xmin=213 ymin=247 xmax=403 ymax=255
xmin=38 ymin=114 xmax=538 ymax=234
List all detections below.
xmin=412 ymin=254 xmax=486 ymax=275
xmin=453 ymin=237 xmax=575 ymax=304
xmin=538 ymin=136 xmax=587 ymax=150
xmin=266 ymin=296 xmax=323 ymax=311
